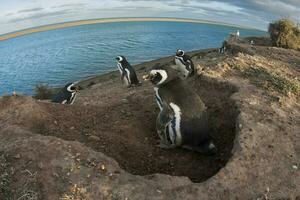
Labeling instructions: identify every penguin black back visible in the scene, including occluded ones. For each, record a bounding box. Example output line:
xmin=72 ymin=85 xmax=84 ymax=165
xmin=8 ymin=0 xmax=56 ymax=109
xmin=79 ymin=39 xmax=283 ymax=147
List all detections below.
xmin=116 ymin=56 xmax=141 ymax=87
xmin=51 ymin=82 xmax=77 ymax=105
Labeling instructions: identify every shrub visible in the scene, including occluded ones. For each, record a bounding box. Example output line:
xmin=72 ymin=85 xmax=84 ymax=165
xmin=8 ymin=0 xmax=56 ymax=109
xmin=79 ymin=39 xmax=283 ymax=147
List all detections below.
xmin=268 ymin=19 xmax=300 ymax=50
xmin=34 ymin=84 xmax=54 ymax=100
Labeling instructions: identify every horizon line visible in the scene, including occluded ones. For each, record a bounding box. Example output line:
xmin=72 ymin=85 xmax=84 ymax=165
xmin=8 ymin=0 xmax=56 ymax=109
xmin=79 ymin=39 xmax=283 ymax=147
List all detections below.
xmin=0 ymin=17 xmax=263 ymax=41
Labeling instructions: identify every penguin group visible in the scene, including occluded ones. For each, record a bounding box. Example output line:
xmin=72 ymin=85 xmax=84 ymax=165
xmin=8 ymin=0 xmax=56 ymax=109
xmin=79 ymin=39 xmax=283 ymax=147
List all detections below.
xmin=51 ymin=49 xmax=217 ymax=155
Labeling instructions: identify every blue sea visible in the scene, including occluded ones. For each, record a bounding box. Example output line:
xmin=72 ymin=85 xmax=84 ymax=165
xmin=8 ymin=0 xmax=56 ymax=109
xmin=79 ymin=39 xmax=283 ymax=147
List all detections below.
xmin=0 ymin=21 xmax=266 ymax=95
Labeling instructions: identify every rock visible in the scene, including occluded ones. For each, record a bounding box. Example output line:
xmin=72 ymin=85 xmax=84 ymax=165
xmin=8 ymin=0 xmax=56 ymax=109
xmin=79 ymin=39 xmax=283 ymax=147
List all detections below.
xmin=88 ymin=135 xmax=100 ymax=141
xmin=14 ymin=154 xmax=21 ymax=159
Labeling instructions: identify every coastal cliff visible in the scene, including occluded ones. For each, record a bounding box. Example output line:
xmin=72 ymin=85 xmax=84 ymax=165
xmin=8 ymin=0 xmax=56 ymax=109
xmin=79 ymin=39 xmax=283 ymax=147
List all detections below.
xmin=0 ymin=37 xmax=299 ymax=199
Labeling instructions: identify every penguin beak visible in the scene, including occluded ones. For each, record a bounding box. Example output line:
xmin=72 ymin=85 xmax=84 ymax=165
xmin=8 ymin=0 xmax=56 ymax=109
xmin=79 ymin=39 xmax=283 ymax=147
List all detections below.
xmin=143 ymin=74 xmax=151 ymax=81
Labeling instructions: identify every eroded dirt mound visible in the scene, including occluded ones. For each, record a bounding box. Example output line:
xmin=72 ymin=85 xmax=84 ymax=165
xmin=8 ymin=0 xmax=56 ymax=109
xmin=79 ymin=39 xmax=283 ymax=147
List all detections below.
xmin=1 ymin=38 xmax=299 ymax=199
xmin=0 ymin=75 xmax=238 ymax=184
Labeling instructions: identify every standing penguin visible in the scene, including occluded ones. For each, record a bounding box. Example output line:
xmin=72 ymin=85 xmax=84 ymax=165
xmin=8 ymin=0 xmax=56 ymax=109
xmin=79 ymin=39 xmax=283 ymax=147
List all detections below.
xmin=174 ymin=49 xmax=195 ymax=78
xmin=219 ymin=41 xmax=227 ymax=54
xmin=143 ymin=65 xmax=217 ymax=155
xmin=116 ymin=56 xmax=141 ymax=87
xmin=51 ymin=82 xmax=77 ymax=105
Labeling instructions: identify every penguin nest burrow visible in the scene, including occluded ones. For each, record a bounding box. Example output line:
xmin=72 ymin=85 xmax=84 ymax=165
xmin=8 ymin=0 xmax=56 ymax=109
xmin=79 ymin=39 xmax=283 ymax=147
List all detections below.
xmin=31 ymin=76 xmax=239 ymax=183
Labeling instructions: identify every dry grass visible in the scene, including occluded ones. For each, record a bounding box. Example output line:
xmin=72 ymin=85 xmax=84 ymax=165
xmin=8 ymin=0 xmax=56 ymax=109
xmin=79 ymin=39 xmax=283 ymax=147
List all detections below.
xmin=60 ymin=184 xmax=88 ymax=200
xmin=34 ymin=84 xmax=55 ymax=100
xmin=242 ymin=67 xmax=299 ymax=96
xmin=221 ymin=53 xmax=300 ymax=97
xmin=269 ymin=19 xmax=300 ymax=50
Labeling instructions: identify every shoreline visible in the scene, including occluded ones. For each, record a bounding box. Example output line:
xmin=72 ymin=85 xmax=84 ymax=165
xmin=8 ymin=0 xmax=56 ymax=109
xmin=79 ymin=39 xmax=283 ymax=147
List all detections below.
xmin=76 ymin=48 xmax=216 ymax=90
xmin=0 ymin=17 xmax=259 ymax=41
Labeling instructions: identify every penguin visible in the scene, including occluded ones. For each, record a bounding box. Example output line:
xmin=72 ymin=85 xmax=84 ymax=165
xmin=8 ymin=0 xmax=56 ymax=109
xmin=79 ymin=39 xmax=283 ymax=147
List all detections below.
xmin=51 ymin=82 xmax=77 ymax=105
xmin=143 ymin=65 xmax=217 ymax=155
xmin=116 ymin=56 xmax=141 ymax=87
xmin=174 ymin=49 xmax=195 ymax=78
xmin=219 ymin=41 xmax=227 ymax=54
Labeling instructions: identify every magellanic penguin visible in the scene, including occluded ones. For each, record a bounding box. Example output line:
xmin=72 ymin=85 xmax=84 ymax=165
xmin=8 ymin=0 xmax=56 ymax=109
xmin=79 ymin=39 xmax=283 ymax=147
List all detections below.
xmin=51 ymin=82 xmax=78 ymax=105
xmin=116 ymin=56 xmax=141 ymax=87
xmin=219 ymin=41 xmax=227 ymax=54
xmin=174 ymin=49 xmax=195 ymax=78
xmin=143 ymin=65 xmax=217 ymax=155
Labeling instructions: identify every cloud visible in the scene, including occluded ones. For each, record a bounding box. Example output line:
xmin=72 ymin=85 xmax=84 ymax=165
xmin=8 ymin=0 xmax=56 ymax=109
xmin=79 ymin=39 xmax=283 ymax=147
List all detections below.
xmin=51 ymin=3 xmax=87 ymax=9
xmin=17 ymin=7 xmax=44 ymax=13
xmin=0 ymin=0 xmax=299 ymax=34
xmin=8 ymin=9 xmax=73 ymax=23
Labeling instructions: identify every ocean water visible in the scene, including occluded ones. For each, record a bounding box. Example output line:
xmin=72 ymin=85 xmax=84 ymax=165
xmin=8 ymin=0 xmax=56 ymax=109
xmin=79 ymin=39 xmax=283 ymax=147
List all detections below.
xmin=0 ymin=21 xmax=266 ymax=95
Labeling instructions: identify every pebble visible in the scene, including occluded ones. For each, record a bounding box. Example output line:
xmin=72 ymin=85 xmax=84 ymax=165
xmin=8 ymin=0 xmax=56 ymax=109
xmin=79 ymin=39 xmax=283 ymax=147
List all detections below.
xmin=14 ymin=154 xmax=21 ymax=159
xmin=89 ymin=135 xmax=101 ymax=141
xmin=292 ymin=165 xmax=298 ymax=170
xmin=38 ymin=162 xmax=44 ymax=169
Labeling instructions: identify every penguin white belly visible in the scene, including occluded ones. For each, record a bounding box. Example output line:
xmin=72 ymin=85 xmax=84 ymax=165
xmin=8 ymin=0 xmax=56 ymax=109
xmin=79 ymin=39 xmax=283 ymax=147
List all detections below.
xmin=125 ymin=68 xmax=131 ymax=85
xmin=175 ymin=59 xmax=189 ymax=77
xmin=166 ymin=103 xmax=182 ymax=146
xmin=70 ymin=92 xmax=77 ymax=105
xmin=154 ymin=87 xmax=163 ymax=110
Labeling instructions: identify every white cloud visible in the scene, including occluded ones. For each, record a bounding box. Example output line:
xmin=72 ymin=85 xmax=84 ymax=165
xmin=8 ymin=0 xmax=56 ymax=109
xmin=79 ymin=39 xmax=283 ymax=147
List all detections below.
xmin=0 ymin=0 xmax=299 ymax=34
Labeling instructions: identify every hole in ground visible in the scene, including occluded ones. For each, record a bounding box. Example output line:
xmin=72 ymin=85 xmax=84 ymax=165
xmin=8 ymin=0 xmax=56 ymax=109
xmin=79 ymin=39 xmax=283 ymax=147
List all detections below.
xmin=33 ymin=76 xmax=239 ymax=183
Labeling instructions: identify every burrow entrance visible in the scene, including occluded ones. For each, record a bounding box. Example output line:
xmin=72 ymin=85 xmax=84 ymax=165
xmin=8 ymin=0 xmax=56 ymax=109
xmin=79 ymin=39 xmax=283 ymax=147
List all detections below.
xmin=31 ymin=75 xmax=239 ymax=183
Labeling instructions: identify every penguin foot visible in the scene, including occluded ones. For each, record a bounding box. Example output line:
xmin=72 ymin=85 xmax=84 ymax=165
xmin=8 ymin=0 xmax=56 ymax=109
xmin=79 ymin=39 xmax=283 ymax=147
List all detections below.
xmin=183 ymin=141 xmax=217 ymax=156
xmin=132 ymin=82 xmax=142 ymax=87
xmin=157 ymin=142 xmax=175 ymax=149
xmin=195 ymin=141 xmax=218 ymax=156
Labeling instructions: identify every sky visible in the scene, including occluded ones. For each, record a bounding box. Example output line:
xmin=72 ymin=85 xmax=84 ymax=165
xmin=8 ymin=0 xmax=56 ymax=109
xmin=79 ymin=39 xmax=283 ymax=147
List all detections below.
xmin=0 ymin=0 xmax=299 ymax=35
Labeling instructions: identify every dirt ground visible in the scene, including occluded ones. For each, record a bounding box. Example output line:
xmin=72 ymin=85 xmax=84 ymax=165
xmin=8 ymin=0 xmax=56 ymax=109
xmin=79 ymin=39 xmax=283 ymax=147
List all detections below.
xmin=0 ymin=37 xmax=299 ymax=199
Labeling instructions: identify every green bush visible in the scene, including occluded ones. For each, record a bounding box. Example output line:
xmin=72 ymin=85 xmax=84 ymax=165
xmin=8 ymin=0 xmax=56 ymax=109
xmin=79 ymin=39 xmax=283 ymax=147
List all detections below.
xmin=34 ymin=84 xmax=54 ymax=100
xmin=268 ymin=19 xmax=300 ymax=50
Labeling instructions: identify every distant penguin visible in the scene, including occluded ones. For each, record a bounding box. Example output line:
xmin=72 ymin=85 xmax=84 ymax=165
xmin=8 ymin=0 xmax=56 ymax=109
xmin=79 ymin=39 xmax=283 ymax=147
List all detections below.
xmin=219 ymin=41 xmax=227 ymax=54
xmin=116 ymin=56 xmax=141 ymax=87
xmin=143 ymin=65 xmax=217 ymax=155
xmin=51 ymin=82 xmax=77 ymax=105
xmin=174 ymin=49 xmax=195 ymax=78
xmin=236 ymin=30 xmax=240 ymax=37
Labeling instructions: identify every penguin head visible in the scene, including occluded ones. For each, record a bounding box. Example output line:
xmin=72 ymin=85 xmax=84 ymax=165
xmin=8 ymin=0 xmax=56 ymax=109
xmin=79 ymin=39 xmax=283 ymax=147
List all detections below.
xmin=176 ymin=49 xmax=185 ymax=57
xmin=65 ymin=83 xmax=77 ymax=93
xmin=116 ymin=56 xmax=127 ymax=64
xmin=143 ymin=64 xmax=179 ymax=86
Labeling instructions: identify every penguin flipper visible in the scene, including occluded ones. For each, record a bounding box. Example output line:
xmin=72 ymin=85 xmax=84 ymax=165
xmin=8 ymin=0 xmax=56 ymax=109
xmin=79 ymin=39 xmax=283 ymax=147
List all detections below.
xmin=156 ymin=102 xmax=175 ymax=147
xmin=157 ymin=102 xmax=174 ymax=126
